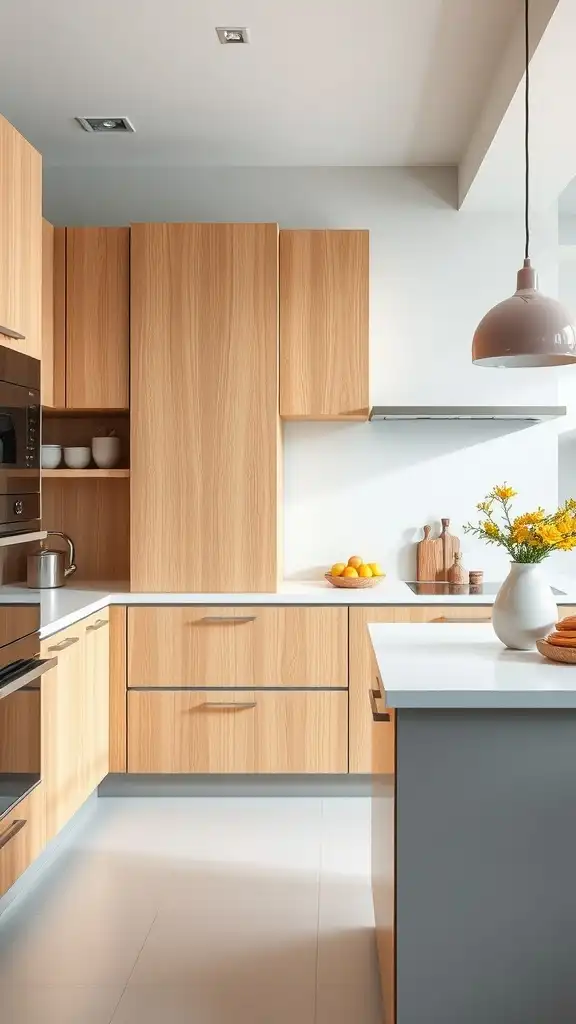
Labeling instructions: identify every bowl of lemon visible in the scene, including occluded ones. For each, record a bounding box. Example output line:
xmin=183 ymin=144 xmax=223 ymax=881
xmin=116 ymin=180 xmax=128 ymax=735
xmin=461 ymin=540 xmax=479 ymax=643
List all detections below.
xmin=325 ymin=557 xmax=385 ymax=589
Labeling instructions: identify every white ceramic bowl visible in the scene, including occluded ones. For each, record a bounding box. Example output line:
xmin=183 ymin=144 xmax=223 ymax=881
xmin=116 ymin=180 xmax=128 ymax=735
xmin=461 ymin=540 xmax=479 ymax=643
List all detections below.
xmin=63 ymin=446 xmax=91 ymax=470
xmin=41 ymin=444 xmax=62 ymax=469
xmin=91 ymin=436 xmax=120 ymax=469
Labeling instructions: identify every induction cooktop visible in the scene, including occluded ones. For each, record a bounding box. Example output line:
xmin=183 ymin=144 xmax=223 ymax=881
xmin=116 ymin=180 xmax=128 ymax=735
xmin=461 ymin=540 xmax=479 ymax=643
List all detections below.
xmin=405 ymin=581 xmax=566 ymax=597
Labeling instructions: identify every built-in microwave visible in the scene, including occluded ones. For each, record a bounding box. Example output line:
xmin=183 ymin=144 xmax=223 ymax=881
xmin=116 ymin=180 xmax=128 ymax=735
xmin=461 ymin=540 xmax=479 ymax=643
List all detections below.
xmin=0 ymin=345 xmax=40 ymax=537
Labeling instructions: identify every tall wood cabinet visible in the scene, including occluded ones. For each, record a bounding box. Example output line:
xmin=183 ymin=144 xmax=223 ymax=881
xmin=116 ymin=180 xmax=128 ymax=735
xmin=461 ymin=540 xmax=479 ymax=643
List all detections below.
xmin=279 ymin=229 xmax=369 ymax=420
xmin=130 ymin=222 xmax=281 ymax=592
xmin=0 ymin=114 xmax=42 ymax=357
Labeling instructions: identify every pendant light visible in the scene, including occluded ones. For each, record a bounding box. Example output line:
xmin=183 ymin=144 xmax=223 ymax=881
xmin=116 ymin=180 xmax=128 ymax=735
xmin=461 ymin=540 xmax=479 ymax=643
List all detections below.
xmin=472 ymin=0 xmax=576 ymax=367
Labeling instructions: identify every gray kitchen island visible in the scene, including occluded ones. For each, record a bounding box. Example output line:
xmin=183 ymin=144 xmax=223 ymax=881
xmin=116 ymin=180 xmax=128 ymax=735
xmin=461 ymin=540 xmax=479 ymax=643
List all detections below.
xmin=369 ymin=622 xmax=576 ymax=1024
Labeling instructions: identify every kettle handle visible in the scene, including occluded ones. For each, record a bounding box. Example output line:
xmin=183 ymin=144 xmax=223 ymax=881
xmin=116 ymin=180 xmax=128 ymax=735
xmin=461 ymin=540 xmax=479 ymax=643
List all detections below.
xmin=45 ymin=531 xmax=77 ymax=578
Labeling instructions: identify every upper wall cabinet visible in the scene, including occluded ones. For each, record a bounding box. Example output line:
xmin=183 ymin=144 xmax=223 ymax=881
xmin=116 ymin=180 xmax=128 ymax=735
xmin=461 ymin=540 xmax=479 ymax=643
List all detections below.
xmin=66 ymin=228 xmax=130 ymax=408
xmin=0 ymin=114 xmax=42 ymax=358
xmin=131 ymin=222 xmax=280 ymax=592
xmin=279 ymin=229 xmax=369 ymax=420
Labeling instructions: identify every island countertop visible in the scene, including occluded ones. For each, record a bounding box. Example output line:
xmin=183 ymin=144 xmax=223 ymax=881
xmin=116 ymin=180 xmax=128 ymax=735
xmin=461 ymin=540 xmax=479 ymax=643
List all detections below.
xmin=369 ymin=622 xmax=576 ymax=709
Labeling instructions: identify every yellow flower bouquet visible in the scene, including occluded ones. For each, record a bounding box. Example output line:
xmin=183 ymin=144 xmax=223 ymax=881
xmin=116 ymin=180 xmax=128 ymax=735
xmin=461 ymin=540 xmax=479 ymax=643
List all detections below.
xmin=464 ymin=485 xmax=576 ymax=563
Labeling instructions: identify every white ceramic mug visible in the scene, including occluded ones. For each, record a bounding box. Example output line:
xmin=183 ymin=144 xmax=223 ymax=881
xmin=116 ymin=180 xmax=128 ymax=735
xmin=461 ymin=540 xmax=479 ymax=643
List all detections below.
xmin=91 ymin=436 xmax=120 ymax=469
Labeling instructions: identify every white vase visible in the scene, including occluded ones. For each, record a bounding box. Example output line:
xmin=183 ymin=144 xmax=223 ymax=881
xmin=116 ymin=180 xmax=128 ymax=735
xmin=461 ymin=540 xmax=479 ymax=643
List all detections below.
xmin=492 ymin=562 xmax=557 ymax=650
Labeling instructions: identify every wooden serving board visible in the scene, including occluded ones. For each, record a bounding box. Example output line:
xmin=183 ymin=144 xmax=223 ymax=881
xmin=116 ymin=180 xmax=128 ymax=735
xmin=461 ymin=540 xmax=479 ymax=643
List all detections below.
xmin=438 ymin=518 xmax=460 ymax=582
xmin=417 ymin=525 xmax=443 ymax=581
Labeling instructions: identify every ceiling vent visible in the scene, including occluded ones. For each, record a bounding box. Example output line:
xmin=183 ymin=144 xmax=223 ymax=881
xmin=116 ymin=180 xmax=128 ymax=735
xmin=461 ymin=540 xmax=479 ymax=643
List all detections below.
xmin=216 ymin=27 xmax=249 ymax=44
xmin=76 ymin=117 xmax=135 ymax=133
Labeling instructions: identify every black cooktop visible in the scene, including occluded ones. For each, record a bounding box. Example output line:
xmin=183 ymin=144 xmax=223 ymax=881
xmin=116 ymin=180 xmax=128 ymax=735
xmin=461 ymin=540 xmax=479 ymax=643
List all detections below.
xmin=405 ymin=581 xmax=566 ymax=597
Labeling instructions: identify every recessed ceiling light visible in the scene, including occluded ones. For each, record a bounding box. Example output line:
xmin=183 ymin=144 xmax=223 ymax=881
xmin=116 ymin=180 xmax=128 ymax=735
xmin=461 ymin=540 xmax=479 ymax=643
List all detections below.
xmin=76 ymin=117 xmax=135 ymax=133
xmin=216 ymin=27 xmax=249 ymax=44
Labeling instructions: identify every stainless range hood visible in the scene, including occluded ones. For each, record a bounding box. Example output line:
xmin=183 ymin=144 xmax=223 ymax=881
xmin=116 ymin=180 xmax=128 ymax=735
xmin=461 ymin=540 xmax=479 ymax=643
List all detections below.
xmin=369 ymin=406 xmax=566 ymax=422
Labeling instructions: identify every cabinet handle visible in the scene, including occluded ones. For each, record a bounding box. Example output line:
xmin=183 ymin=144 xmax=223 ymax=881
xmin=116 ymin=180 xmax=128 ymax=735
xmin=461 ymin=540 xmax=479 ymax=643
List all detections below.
xmin=434 ymin=617 xmax=491 ymax=623
xmin=369 ymin=689 xmax=391 ymax=723
xmin=200 ymin=616 xmax=257 ymax=625
xmin=0 ymin=819 xmax=26 ymax=851
xmin=202 ymin=701 xmax=257 ymax=710
xmin=86 ymin=619 xmax=108 ymax=632
xmin=47 ymin=636 xmax=80 ymax=652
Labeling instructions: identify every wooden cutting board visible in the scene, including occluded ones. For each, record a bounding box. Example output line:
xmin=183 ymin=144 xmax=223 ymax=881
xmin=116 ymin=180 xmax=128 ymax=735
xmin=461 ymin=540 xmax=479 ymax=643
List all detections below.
xmin=438 ymin=518 xmax=461 ymax=582
xmin=417 ymin=525 xmax=443 ymax=581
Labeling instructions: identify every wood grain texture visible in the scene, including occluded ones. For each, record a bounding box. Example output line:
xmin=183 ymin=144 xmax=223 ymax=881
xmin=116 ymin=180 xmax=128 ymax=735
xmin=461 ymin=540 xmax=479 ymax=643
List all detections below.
xmin=439 ymin=518 xmax=461 ymax=582
xmin=41 ymin=219 xmax=55 ymax=406
xmin=349 ymin=605 xmax=491 ymax=773
xmin=279 ymin=230 xmax=369 ymax=419
xmin=0 ymin=784 xmax=45 ymax=900
xmin=131 ymin=223 xmax=280 ymax=592
xmin=66 ymin=228 xmax=129 ymax=409
xmin=128 ymin=689 xmax=348 ymax=774
xmin=83 ymin=612 xmax=110 ymax=789
xmin=372 ymin=770 xmax=395 ymax=1024
xmin=109 ymin=606 xmax=127 ymax=772
xmin=0 ymin=691 xmax=40 ymax=773
xmin=52 ymin=227 xmax=67 ymax=407
xmin=416 ymin=525 xmax=443 ymax=582
xmin=42 ymin=469 xmax=130 ymax=479
xmin=42 ymin=477 xmax=130 ymax=581
xmin=127 ymin=606 xmax=348 ymax=688
xmin=0 ymin=115 xmax=42 ymax=356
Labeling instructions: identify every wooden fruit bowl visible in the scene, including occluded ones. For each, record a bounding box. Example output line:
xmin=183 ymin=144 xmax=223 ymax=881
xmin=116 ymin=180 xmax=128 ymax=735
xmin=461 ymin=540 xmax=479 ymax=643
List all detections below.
xmin=324 ymin=572 xmax=383 ymax=589
xmin=536 ymin=638 xmax=576 ymax=665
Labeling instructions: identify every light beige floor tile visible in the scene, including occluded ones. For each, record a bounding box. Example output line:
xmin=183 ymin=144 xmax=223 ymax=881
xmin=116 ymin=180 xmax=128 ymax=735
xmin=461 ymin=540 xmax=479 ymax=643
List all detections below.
xmin=111 ymin=982 xmax=316 ymax=1024
xmin=316 ymin=981 xmax=383 ymax=1024
xmin=321 ymin=797 xmax=372 ymax=879
xmin=316 ymin=879 xmax=379 ymax=989
xmin=0 ymin=985 xmax=123 ymax=1024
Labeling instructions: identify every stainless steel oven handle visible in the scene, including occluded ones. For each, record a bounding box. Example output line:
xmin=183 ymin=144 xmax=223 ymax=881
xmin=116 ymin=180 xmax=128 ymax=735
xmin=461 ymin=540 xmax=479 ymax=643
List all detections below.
xmin=47 ymin=636 xmax=79 ymax=652
xmin=0 ymin=656 xmax=57 ymax=701
xmin=0 ymin=819 xmax=26 ymax=850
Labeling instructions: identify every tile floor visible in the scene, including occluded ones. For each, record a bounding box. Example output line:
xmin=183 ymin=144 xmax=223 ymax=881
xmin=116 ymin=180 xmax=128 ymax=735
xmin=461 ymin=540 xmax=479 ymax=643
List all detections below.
xmin=0 ymin=797 xmax=382 ymax=1023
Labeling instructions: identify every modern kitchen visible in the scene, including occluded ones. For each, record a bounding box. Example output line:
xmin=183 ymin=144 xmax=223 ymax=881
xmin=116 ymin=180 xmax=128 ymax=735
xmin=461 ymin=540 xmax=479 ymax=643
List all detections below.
xmin=2 ymin=1 xmax=576 ymax=1023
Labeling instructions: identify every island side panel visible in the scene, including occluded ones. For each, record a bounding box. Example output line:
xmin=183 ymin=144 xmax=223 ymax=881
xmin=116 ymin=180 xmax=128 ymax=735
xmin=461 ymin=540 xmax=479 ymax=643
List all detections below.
xmin=395 ymin=708 xmax=576 ymax=1024
xmin=372 ymin=772 xmax=395 ymax=1023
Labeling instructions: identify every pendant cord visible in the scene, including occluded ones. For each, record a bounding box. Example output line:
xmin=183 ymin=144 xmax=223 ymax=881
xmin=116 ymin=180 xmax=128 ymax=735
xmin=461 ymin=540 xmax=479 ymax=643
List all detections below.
xmin=524 ymin=0 xmax=530 ymax=261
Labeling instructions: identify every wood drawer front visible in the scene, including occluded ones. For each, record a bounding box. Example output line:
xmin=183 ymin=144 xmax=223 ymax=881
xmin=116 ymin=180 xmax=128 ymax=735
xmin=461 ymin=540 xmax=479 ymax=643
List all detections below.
xmin=0 ymin=785 xmax=44 ymax=900
xmin=128 ymin=606 xmax=348 ymax=688
xmin=127 ymin=690 xmax=348 ymax=774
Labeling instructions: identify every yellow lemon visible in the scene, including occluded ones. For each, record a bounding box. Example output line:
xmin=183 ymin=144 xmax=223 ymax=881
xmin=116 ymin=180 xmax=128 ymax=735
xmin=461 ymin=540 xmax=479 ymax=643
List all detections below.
xmin=358 ymin=565 xmax=373 ymax=578
xmin=368 ymin=563 xmax=384 ymax=577
xmin=342 ymin=566 xmax=359 ymax=578
xmin=347 ymin=555 xmax=363 ymax=569
xmin=330 ymin=562 xmax=346 ymax=577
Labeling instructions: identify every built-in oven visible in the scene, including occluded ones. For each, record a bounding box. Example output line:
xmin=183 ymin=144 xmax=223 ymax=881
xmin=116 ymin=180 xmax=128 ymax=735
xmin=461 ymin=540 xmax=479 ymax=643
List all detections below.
xmin=0 ymin=345 xmax=40 ymax=537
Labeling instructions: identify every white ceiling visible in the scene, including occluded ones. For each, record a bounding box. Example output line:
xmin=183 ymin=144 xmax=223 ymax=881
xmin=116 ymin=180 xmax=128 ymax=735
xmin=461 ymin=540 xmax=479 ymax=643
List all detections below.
xmin=0 ymin=0 xmax=520 ymax=167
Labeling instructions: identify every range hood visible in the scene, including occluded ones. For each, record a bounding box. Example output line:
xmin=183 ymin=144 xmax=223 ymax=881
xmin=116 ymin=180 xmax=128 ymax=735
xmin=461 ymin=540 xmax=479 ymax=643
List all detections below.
xmin=369 ymin=406 xmax=566 ymax=422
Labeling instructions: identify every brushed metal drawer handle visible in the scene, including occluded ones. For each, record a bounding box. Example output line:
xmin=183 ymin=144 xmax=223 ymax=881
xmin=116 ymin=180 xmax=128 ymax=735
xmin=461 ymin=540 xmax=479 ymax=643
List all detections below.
xmin=200 ymin=616 xmax=257 ymax=624
xmin=202 ymin=701 xmax=257 ymax=710
xmin=434 ymin=617 xmax=491 ymax=623
xmin=369 ymin=688 xmax=390 ymax=723
xmin=86 ymin=619 xmax=108 ymax=632
xmin=47 ymin=636 xmax=80 ymax=652
xmin=0 ymin=819 xmax=26 ymax=851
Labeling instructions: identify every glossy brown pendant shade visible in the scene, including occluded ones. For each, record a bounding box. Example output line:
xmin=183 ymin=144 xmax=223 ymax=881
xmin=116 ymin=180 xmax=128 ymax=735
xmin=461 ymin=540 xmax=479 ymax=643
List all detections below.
xmin=472 ymin=259 xmax=576 ymax=367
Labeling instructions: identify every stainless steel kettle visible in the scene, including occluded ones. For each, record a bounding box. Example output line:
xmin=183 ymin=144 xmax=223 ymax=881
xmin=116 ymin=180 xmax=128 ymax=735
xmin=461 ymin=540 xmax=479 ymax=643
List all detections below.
xmin=27 ymin=532 xmax=77 ymax=589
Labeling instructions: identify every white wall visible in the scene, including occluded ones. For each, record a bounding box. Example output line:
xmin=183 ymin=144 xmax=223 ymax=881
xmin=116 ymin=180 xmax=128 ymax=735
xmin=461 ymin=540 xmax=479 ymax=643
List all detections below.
xmin=45 ymin=165 xmax=564 ymax=579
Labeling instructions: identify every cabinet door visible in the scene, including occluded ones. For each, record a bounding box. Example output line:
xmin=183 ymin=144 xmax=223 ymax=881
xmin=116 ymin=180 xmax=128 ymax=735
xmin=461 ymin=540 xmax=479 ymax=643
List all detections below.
xmin=280 ymin=230 xmax=369 ymax=420
xmin=349 ymin=606 xmax=491 ymax=773
xmin=128 ymin=605 xmax=348 ymax=688
xmin=41 ymin=219 xmax=55 ymax=406
xmin=0 ymin=115 xmax=42 ymax=355
xmin=131 ymin=223 xmax=280 ymax=592
xmin=41 ymin=635 xmax=86 ymax=842
xmin=83 ymin=614 xmax=110 ymax=790
xmin=66 ymin=227 xmax=129 ymax=408
xmin=0 ymin=785 xmax=45 ymax=900
xmin=128 ymin=690 xmax=347 ymax=774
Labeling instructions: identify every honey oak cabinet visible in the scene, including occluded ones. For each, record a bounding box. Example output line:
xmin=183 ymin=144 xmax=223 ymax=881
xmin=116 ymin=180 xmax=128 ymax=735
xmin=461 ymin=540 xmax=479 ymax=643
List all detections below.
xmin=41 ymin=611 xmax=110 ymax=842
xmin=130 ymin=222 xmax=280 ymax=592
xmin=279 ymin=229 xmax=369 ymax=420
xmin=127 ymin=606 xmax=348 ymax=688
xmin=349 ymin=606 xmax=492 ymax=774
xmin=0 ymin=784 xmax=45 ymax=901
xmin=128 ymin=689 xmax=348 ymax=774
xmin=0 ymin=114 xmax=42 ymax=357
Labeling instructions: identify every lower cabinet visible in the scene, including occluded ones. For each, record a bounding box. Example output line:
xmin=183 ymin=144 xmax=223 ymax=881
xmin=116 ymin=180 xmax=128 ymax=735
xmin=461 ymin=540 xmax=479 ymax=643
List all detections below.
xmin=42 ymin=612 xmax=110 ymax=842
xmin=0 ymin=784 xmax=45 ymax=900
xmin=128 ymin=690 xmax=348 ymax=774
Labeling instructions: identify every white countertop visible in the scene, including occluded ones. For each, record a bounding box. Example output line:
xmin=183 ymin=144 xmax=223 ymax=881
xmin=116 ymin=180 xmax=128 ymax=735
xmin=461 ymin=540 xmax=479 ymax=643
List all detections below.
xmin=0 ymin=576 xmax=573 ymax=641
xmin=369 ymin=623 xmax=576 ymax=709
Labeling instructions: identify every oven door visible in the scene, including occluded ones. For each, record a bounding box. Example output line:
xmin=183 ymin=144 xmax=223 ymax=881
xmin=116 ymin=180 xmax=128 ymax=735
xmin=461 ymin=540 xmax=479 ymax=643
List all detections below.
xmin=0 ymin=648 xmax=57 ymax=820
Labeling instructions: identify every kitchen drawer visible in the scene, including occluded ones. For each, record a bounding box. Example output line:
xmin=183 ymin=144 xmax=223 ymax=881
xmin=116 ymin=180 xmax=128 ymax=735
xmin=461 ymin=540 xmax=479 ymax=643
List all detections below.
xmin=127 ymin=689 xmax=348 ymax=774
xmin=128 ymin=606 xmax=348 ymax=688
xmin=0 ymin=784 xmax=45 ymax=900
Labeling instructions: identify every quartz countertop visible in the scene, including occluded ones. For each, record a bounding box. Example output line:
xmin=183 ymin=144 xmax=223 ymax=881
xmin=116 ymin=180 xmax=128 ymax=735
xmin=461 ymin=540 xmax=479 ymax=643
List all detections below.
xmin=369 ymin=622 xmax=576 ymax=709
